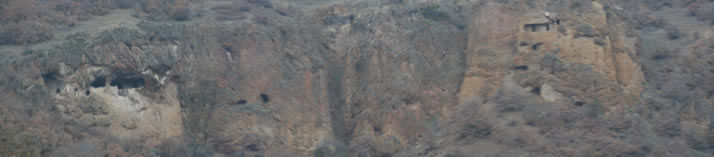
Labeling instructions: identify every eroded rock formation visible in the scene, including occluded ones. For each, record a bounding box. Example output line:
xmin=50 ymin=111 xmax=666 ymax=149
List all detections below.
xmin=0 ymin=0 xmax=712 ymax=156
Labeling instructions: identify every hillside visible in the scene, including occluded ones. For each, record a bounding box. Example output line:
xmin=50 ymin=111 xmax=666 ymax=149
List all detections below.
xmin=0 ymin=0 xmax=713 ymax=156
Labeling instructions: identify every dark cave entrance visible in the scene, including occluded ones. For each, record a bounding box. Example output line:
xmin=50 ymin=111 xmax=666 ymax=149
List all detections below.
xmin=110 ymin=77 xmax=145 ymax=89
xmin=237 ymin=99 xmax=247 ymax=105
xmin=90 ymin=77 xmax=107 ymax=87
xmin=259 ymin=93 xmax=270 ymax=103
xmin=532 ymin=43 xmax=543 ymax=51
xmin=514 ymin=66 xmax=529 ymax=71
xmin=42 ymin=72 xmax=60 ymax=82
xmin=43 ymin=72 xmax=64 ymax=94
xmin=524 ymin=23 xmax=550 ymax=32
xmin=531 ymin=86 xmax=542 ymax=95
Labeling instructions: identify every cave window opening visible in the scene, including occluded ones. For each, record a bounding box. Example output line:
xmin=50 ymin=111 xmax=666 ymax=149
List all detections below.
xmin=531 ymin=86 xmax=542 ymax=95
xmin=524 ymin=23 xmax=550 ymax=32
xmin=56 ymin=88 xmax=61 ymax=93
xmin=237 ymin=99 xmax=247 ymax=105
xmin=546 ymin=23 xmax=550 ymax=31
xmin=556 ymin=19 xmax=561 ymax=25
xmin=514 ymin=66 xmax=529 ymax=71
xmin=110 ymin=77 xmax=145 ymax=89
xmin=526 ymin=24 xmax=536 ymax=32
xmin=90 ymin=77 xmax=107 ymax=88
xmin=532 ymin=43 xmax=543 ymax=51
xmin=110 ymin=80 xmax=123 ymax=89
xmin=85 ymin=89 xmax=90 ymax=96
xmin=245 ymin=144 xmax=260 ymax=152
xmin=74 ymin=88 xmax=78 ymax=92
xmin=574 ymin=101 xmax=584 ymax=107
xmin=42 ymin=72 xmax=59 ymax=82
xmin=519 ymin=42 xmax=528 ymax=46
xmin=652 ymin=54 xmax=671 ymax=61
xmin=403 ymin=97 xmax=416 ymax=106
xmin=260 ymin=93 xmax=270 ymax=103
xmin=222 ymin=45 xmax=233 ymax=53
xmin=373 ymin=126 xmax=382 ymax=134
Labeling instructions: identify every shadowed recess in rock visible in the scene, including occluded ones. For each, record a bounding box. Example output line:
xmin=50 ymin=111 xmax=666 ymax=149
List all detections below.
xmin=110 ymin=77 xmax=145 ymax=89
xmin=90 ymin=77 xmax=107 ymax=87
xmin=260 ymin=93 xmax=270 ymax=103
xmin=237 ymin=99 xmax=247 ymax=105
xmin=531 ymin=86 xmax=541 ymax=95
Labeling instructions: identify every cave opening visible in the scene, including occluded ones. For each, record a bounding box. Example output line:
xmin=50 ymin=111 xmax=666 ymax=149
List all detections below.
xmin=524 ymin=23 xmax=550 ymax=32
xmin=56 ymin=88 xmax=60 ymax=93
xmin=42 ymin=72 xmax=59 ymax=82
xmin=514 ymin=66 xmax=529 ymax=71
xmin=90 ymin=77 xmax=107 ymax=87
xmin=245 ymin=144 xmax=260 ymax=152
xmin=652 ymin=54 xmax=671 ymax=61
xmin=574 ymin=101 xmax=584 ymax=107
xmin=519 ymin=42 xmax=529 ymax=46
xmin=110 ymin=77 xmax=145 ymax=89
xmin=373 ymin=126 xmax=383 ymax=134
xmin=85 ymin=89 xmax=90 ymax=96
xmin=237 ymin=99 xmax=247 ymax=105
xmin=260 ymin=93 xmax=270 ymax=103
xmin=546 ymin=24 xmax=550 ymax=31
xmin=532 ymin=43 xmax=543 ymax=51
xmin=222 ymin=45 xmax=233 ymax=52
xmin=531 ymin=86 xmax=541 ymax=95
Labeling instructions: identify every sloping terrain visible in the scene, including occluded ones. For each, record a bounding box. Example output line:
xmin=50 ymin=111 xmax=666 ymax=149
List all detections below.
xmin=0 ymin=0 xmax=712 ymax=156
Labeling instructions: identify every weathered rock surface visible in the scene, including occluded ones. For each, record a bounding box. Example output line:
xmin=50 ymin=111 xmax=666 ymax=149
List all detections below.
xmin=0 ymin=0 xmax=712 ymax=156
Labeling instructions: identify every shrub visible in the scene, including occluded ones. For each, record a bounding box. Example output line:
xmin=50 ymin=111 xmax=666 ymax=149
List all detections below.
xmin=247 ymin=0 xmax=272 ymax=8
xmin=0 ymin=20 xmax=53 ymax=45
xmin=1 ymin=0 xmax=38 ymax=23
xmin=170 ymin=6 xmax=191 ymax=21
xmin=50 ymin=140 xmax=103 ymax=157
xmin=314 ymin=146 xmax=328 ymax=157
xmin=632 ymin=14 xmax=666 ymax=30
xmin=649 ymin=44 xmax=675 ymax=61
xmin=688 ymin=2 xmax=714 ymax=18
xmin=594 ymin=38 xmax=606 ymax=46
xmin=351 ymin=19 xmax=368 ymax=32
xmin=140 ymin=0 xmax=164 ymax=17
xmin=588 ymin=99 xmax=603 ymax=118
xmin=421 ymin=5 xmax=449 ymax=21
xmin=139 ymin=0 xmax=192 ymax=21
xmin=570 ymin=2 xmax=582 ymax=9
xmin=169 ymin=0 xmax=191 ymax=21
xmin=114 ymin=0 xmax=136 ymax=9
xmin=665 ymin=26 xmax=685 ymax=40
xmin=458 ymin=118 xmax=492 ymax=140
xmin=575 ymin=25 xmax=596 ymax=38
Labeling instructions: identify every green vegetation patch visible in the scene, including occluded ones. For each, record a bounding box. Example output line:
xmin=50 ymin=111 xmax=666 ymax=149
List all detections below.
xmin=422 ymin=5 xmax=449 ymax=21
xmin=232 ymin=103 xmax=270 ymax=113
xmin=588 ymin=99 xmax=603 ymax=118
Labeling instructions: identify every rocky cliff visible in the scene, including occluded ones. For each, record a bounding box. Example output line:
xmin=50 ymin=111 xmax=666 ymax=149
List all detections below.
xmin=0 ymin=0 xmax=713 ymax=156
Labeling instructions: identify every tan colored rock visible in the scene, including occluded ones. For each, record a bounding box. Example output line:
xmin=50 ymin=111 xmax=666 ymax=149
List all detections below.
xmin=94 ymin=83 xmax=183 ymax=140
xmin=540 ymin=83 xmax=564 ymax=102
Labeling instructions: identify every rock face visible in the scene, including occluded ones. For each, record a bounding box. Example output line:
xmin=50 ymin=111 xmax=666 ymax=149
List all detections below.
xmin=0 ymin=0 xmax=713 ymax=156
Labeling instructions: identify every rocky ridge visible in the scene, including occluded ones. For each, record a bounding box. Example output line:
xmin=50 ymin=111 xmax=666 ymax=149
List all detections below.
xmin=0 ymin=0 xmax=712 ymax=156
